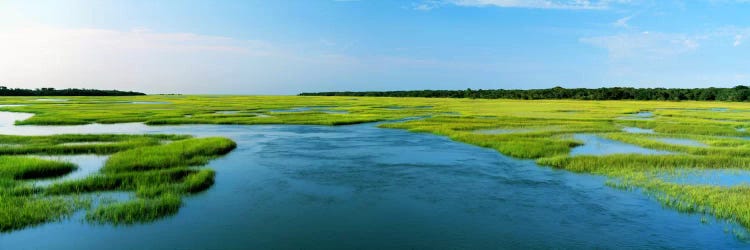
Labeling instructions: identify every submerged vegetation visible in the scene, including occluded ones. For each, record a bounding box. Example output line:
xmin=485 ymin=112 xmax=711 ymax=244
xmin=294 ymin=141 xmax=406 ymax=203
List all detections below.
xmin=4 ymin=95 xmax=750 ymax=234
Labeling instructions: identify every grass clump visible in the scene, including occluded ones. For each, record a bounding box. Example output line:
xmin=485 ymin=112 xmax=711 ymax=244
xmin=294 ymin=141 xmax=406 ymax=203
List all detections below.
xmin=537 ymin=154 xmax=750 ymax=174
xmin=0 ymin=132 xmax=235 ymax=231
xmin=42 ymin=137 xmax=234 ymax=226
xmin=103 ymin=137 xmax=236 ymax=173
xmin=0 ymin=134 xmax=191 ymax=155
xmin=0 ymin=195 xmax=87 ymax=232
xmin=86 ymin=193 xmax=181 ymax=225
xmin=0 ymin=156 xmax=75 ymax=179
xmin=181 ymin=169 xmax=215 ymax=193
xmin=45 ymin=168 xmax=198 ymax=195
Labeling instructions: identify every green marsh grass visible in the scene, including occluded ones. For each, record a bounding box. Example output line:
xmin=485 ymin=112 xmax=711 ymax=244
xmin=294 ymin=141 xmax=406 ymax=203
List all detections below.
xmin=0 ymin=134 xmax=191 ymax=155
xmin=0 ymin=195 xmax=88 ymax=232
xmin=0 ymin=156 xmax=75 ymax=179
xmin=86 ymin=193 xmax=181 ymax=225
xmin=0 ymin=132 xmax=236 ymax=231
xmin=103 ymin=137 xmax=236 ymax=173
xmin=6 ymin=96 xmax=750 ymax=232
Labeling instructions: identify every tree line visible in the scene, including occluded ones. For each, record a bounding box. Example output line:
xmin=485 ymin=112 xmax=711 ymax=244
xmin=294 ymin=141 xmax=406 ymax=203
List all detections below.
xmin=300 ymin=86 xmax=750 ymax=101
xmin=0 ymin=87 xmax=145 ymax=96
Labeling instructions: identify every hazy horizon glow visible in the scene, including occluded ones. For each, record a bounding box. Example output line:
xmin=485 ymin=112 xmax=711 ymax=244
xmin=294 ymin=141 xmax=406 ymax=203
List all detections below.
xmin=1 ymin=0 xmax=749 ymax=94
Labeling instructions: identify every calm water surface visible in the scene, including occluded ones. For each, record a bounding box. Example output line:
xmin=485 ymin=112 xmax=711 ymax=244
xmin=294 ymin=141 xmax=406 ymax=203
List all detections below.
xmin=656 ymin=138 xmax=708 ymax=147
xmin=570 ymin=134 xmax=672 ymax=156
xmin=0 ymin=112 xmax=747 ymax=249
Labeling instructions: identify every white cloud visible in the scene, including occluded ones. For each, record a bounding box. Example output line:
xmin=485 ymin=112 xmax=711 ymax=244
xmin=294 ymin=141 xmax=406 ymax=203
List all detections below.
xmin=584 ymin=27 xmax=750 ymax=61
xmin=413 ymin=0 xmax=444 ymax=10
xmin=581 ymin=32 xmax=701 ymax=60
xmin=613 ymin=15 xmax=633 ymax=28
xmin=711 ymin=26 xmax=750 ymax=47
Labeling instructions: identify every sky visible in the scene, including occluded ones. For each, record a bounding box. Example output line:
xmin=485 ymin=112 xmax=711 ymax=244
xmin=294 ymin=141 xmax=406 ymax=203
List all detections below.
xmin=0 ymin=0 xmax=749 ymax=94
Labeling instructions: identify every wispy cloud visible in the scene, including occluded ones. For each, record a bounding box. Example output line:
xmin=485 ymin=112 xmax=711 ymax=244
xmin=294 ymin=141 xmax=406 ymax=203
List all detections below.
xmin=413 ymin=0 xmax=444 ymax=10
xmin=580 ymin=31 xmax=701 ymax=60
xmin=715 ymin=27 xmax=750 ymax=47
xmin=415 ymin=0 xmax=632 ymax=10
xmin=581 ymin=26 xmax=750 ymax=62
xmin=613 ymin=15 xmax=634 ymax=28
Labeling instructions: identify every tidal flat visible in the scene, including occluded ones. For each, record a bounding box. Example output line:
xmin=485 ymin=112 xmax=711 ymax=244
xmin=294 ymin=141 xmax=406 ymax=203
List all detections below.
xmin=3 ymin=96 xmax=750 ymax=248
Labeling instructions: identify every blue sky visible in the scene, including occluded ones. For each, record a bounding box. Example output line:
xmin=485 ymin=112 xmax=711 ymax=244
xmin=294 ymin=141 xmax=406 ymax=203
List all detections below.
xmin=1 ymin=0 xmax=749 ymax=94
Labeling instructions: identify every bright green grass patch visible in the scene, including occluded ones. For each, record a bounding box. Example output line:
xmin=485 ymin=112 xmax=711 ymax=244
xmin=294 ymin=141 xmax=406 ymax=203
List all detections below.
xmin=0 ymin=132 xmax=236 ymax=231
xmin=45 ymin=168 xmax=199 ymax=195
xmin=0 ymin=195 xmax=88 ymax=232
xmin=0 ymin=156 xmax=76 ymax=179
xmin=103 ymin=137 xmax=236 ymax=173
xmin=538 ymin=154 xmax=750 ymax=174
xmin=0 ymin=134 xmax=191 ymax=155
xmin=181 ymin=169 xmax=215 ymax=193
xmin=86 ymin=193 xmax=181 ymax=225
xmin=647 ymin=182 xmax=750 ymax=229
xmin=40 ymin=137 xmax=235 ymax=226
xmin=45 ymin=168 xmax=215 ymax=196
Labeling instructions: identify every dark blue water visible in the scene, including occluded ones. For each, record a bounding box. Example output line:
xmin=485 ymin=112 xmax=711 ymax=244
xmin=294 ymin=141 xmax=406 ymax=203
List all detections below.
xmin=0 ymin=115 xmax=748 ymax=249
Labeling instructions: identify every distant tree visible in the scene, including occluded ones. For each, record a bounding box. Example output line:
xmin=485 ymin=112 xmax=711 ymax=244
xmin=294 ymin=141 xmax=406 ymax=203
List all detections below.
xmin=299 ymin=85 xmax=750 ymax=102
xmin=0 ymin=87 xmax=145 ymax=96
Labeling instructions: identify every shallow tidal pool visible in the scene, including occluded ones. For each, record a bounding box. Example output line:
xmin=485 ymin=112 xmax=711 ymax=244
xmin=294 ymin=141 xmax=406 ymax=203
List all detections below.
xmin=0 ymin=112 xmax=748 ymax=249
